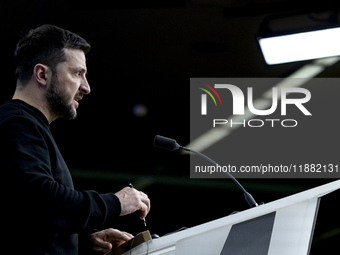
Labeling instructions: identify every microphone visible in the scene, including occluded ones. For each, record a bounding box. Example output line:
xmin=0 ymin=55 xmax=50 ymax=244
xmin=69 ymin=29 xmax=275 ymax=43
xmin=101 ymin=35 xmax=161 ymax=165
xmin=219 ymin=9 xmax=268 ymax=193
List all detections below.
xmin=153 ymin=135 xmax=258 ymax=208
xmin=153 ymin=135 xmax=180 ymax=151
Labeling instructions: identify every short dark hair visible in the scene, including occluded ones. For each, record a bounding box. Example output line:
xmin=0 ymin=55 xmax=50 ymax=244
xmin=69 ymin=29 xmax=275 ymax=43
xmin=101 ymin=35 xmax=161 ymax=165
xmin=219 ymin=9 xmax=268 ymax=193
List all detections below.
xmin=14 ymin=24 xmax=91 ymax=85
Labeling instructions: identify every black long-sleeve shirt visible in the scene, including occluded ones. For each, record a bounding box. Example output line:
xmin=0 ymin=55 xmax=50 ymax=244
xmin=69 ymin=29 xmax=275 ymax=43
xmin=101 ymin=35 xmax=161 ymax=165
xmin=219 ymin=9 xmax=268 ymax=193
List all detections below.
xmin=0 ymin=99 xmax=121 ymax=254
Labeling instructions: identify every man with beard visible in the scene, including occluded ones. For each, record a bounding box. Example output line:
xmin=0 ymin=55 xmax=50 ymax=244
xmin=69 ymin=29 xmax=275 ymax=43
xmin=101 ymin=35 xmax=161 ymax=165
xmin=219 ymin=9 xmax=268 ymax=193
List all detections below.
xmin=0 ymin=24 xmax=150 ymax=254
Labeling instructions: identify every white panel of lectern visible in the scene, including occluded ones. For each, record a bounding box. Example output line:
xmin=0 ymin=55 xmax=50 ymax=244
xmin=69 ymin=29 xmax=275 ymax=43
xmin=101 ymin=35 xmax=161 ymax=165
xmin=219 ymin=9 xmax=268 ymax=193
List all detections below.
xmin=122 ymin=180 xmax=340 ymax=255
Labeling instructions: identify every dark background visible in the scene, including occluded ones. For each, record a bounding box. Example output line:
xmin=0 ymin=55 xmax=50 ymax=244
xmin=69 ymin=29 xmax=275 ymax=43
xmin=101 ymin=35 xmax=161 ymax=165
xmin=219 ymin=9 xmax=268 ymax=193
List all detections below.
xmin=1 ymin=1 xmax=339 ymax=254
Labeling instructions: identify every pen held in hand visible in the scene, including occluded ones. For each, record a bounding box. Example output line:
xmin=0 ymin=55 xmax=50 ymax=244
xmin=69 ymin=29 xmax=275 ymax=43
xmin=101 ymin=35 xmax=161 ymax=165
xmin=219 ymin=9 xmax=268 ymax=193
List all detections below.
xmin=128 ymin=183 xmax=147 ymax=227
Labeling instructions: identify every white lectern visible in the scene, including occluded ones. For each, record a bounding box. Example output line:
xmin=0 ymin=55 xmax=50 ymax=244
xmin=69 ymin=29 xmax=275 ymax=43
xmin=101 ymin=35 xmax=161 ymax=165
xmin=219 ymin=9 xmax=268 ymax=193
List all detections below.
xmin=110 ymin=180 xmax=340 ymax=255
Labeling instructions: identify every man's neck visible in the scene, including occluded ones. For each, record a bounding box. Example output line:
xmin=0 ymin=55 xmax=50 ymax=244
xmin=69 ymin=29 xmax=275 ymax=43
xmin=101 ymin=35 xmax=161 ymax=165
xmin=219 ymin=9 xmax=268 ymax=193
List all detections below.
xmin=13 ymin=85 xmax=57 ymax=124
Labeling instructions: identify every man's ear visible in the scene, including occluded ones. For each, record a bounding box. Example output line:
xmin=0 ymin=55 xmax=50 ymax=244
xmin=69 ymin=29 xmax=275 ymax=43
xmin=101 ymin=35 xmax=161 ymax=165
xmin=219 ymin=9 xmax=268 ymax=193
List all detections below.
xmin=33 ymin=64 xmax=51 ymax=86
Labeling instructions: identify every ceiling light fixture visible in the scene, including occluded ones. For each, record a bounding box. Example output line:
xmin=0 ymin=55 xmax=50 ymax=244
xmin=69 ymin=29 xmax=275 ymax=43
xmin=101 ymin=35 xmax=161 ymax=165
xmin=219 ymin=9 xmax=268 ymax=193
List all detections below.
xmin=258 ymin=27 xmax=340 ymax=65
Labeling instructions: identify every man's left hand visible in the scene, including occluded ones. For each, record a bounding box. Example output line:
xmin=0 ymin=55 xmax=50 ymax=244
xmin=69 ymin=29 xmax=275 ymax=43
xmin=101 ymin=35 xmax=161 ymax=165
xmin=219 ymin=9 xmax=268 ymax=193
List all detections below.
xmin=90 ymin=228 xmax=133 ymax=252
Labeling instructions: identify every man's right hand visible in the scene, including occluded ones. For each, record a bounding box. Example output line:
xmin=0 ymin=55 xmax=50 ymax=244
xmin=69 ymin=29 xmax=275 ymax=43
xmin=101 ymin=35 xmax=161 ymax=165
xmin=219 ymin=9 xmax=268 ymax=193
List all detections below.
xmin=114 ymin=186 xmax=150 ymax=220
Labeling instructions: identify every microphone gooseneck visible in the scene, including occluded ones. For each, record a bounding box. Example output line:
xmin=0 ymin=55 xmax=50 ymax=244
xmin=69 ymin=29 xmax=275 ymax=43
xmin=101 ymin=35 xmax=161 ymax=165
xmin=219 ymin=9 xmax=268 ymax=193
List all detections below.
xmin=153 ymin=135 xmax=258 ymax=208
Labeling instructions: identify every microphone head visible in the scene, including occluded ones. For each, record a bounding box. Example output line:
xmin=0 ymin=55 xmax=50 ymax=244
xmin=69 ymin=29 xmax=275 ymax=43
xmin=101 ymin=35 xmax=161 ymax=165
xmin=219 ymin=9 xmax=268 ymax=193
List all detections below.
xmin=153 ymin=135 xmax=180 ymax=151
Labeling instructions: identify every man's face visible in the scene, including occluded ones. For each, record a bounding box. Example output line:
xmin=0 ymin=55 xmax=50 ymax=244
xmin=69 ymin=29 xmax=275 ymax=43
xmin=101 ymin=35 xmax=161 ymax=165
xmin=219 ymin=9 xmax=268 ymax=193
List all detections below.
xmin=46 ymin=48 xmax=90 ymax=120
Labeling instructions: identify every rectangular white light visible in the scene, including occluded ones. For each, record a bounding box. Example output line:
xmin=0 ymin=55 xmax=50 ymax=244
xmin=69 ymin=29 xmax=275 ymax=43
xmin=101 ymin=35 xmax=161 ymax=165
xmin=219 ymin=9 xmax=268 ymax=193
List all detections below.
xmin=258 ymin=27 xmax=340 ymax=65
